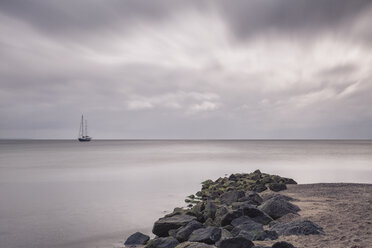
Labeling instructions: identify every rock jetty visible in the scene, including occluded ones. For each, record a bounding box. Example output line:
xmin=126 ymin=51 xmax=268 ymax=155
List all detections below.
xmin=124 ymin=170 xmax=323 ymax=248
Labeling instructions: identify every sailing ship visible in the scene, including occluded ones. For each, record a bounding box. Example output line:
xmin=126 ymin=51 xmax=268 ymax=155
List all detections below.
xmin=78 ymin=115 xmax=92 ymax=142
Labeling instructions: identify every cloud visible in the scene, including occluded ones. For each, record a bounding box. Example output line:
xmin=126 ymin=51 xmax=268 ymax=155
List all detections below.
xmin=127 ymin=100 xmax=153 ymax=110
xmin=214 ymin=0 xmax=372 ymax=42
xmin=319 ymin=63 xmax=358 ymax=77
xmin=188 ymin=101 xmax=219 ymax=113
xmin=0 ymin=1 xmax=372 ymax=138
xmin=126 ymin=91 xmax=220 ymax=113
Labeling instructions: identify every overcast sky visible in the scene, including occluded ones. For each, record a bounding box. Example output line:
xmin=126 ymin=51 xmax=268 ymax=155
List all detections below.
xmin=0 ymin=0 xmax=372 ymax=139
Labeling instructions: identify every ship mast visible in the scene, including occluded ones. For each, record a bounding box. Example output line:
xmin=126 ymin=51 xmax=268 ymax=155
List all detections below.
xmin=80 ymin=115 xmax=84 ymax=137
xmin=85 ymin=119 xmax=88 ymax=137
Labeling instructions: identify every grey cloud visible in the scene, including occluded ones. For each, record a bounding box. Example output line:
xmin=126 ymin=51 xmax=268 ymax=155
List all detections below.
xmin=214 ymin=0 xmax=372 ymax=41
xmin=319 ymin=63 xmax=358 ymax=77
xmin=2 ymin=0 xmax=372 ymax=45
xmin=0 ymin=0 xmax=205 ymax=38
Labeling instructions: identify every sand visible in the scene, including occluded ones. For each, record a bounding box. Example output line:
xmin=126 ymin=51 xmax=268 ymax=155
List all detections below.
xmin=256 ymin=183 xmax=372 ymax=248
xmin=120 ymin=183 xmax=372 ymax=248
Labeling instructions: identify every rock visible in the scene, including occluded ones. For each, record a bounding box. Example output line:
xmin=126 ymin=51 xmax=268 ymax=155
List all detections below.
xmin=145 ymin=237 xmax=180 ymax=248
xmin=280 ymin=178 xmax=297 ymax=185
xmin=220 ymin=228 xmax=233 ymax=240
xmin=202 ymin=179 xmax=214 ymax=188
xmin=175 ymin=241 xmax=215 ymax=248
xmin=213 ymin=205 xmax=229 ymax=226
xmin=229 ymin=174 xmax=238 ymax=181
xmin=221 ymin=225 xmax=233 ymax=231
xmin=232 ymin=202 xmax=256 ymax=210
xmin=236 ymin=198 xmax=259 ymax=207
xmin=238 ymin=230 xmax=278 ymax=241
xmin=259 ymin=177 xmax=275 ymax=185
xmin=153 ymin=215 xmax=197 ymax=237
xmin=268 ymin=183 xmax=287 ymax=192
xmin=190 ymin=202 xmax=205 ymax=222
xmin=203 ymin=218 xmax=214 ymax=226
xmin=231 ymin=216 xmax=254 ymax=227
xmin=188 ymin=226 xmax=222 ymax=244
xmin=169 ymin=229 xmax=178 ymax=238
xmin=216 ymin=237 xmax=254 ymax=248
xmin=258 ymin=198 xmax=300 ymax=219
xmin=175 ymin=220 xmax=204 ymax=242
xmin=124 ymin=232 xmax=150 ymax=245
xmin=262 ymin=194 xmax=295 ymax=202
xmin=192 ymin=201 xmax=205 ymax=213
xmin=268 ymin=213 xmax=300 ymax=227
xmin=203 ymin=201 xmax=217 ymax=220
xmin=270 ymin=219 xmax=324 ymax=236
xmin=251 ymin=184 xmax=267 ymax=193
xmin=241 ymin=206 xmax=273 ymax=225
xmin=220 ymin=190 xmax=245 ymax=205
xmin=238 ymin=191 xmax=263 ymax=205
xmin=220 ymin=210 xmax=243 ymax=226
xmin=231 ymin=219 xmax=263 ymax=237
xmin=271 ymin=241 xmax=296 ymax=248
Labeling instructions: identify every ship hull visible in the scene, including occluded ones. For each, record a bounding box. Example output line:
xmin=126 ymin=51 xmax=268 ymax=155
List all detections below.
xmin=78 ymin=137 xmax=92 ymax=142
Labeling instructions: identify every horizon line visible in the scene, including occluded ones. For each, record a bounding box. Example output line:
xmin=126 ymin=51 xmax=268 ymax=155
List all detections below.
xmin=1 ymin=138 xmax=371 ymax=141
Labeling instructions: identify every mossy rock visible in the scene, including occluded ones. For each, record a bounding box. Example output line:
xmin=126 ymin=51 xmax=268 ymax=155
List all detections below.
xmin=202 ymin=179 xmax=214 ymax=186
xmin=188 ymin=194 xmax=195 ymax=199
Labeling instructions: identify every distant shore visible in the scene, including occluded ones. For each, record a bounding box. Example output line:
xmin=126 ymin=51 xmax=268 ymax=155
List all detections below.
xmin=121 ymin=172 xmax=372 ymax=248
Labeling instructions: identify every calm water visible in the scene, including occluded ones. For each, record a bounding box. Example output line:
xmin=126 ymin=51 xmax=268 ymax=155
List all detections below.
xmin=0 ymin=140 xmax=371 ymax=248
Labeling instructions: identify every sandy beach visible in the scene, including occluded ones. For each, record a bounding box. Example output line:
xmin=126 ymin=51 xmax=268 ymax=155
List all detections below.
xmin=253 ymin=183 xmax=372 ymax=248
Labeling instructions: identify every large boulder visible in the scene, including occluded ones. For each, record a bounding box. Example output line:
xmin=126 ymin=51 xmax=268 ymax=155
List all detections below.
xmin=190 ymin=202 xmax=205 ymax=222
xmin=216 ymin=237 xmax=254 ymax=248
xmin=241 ymin=206 xmax=273 ymax=225
xmin=145 ymin=237 xmax=180 ymax=248
xmin=175 ymin=220 xmax=204 ymax=242
xmin=270 ymin=219 xmax=324 ymax=236
xmin=220 ymin=190 xmax=245 ymax=205
xmin=268 ymin=213 xmax=300 ymax=227
xmin=203 ymin=201 xmax=217 ymax=220
xmin=238 ymin=191 xmax=263 ymax=205
xmin=271 ymin=241 xmax=296 ymax=248
xmin=231 ymin=216 xmax=263 ymax=237
xmin=153 ymin=215 xmax=197 ymax=237
xmin=238 ymin=229 xmax=278 ymax=241
xmin=262 ymin=194 xmax=295 ymax=202
xmin=280 ymin=178 xmax=297 ymax=185
xmin=175 ymin=241 xmax=214 ymax=248
xmin=231 ymin=216 xmax=254 ymax=227
xmin=124 ymin=232 xmax=150 ymax=245
xmin=258 ymin=198 xmax=300 ymax=219
xmin=220 ymin=210 xmax=243 ymax=226
xmin=251 ymin=184 xmax=267 ymax=193
xmin=268 ymin=183 xmax=287 ymax=192
xmin=213 ymin=205 xmax=229 ymax=226
xmin=231 ymin=220 xmax=263 ymax=237
xmin=232 ymin=202 xmax=256 ymax=210
xmin=188 ymin=226 xmax=222 ymax=244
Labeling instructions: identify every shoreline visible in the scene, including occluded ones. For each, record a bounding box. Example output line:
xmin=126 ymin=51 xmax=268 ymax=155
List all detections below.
xmin=121 ymin=172 xmax=371 ymax=248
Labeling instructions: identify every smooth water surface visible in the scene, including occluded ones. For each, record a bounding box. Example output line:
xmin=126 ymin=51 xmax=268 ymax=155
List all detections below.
xmin=0 ymin=140 xmax=371 ymax=248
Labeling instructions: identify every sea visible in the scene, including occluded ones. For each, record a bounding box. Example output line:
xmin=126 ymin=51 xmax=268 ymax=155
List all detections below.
xmin=0 ymin=140 xmax=371 ymax=248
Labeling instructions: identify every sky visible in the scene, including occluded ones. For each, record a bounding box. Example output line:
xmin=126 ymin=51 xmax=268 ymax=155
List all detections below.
xmin=0 ymin=0 xmax=372 ymax=139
